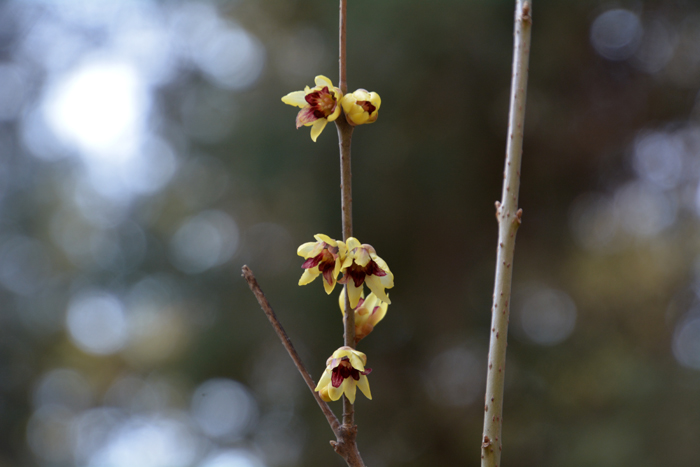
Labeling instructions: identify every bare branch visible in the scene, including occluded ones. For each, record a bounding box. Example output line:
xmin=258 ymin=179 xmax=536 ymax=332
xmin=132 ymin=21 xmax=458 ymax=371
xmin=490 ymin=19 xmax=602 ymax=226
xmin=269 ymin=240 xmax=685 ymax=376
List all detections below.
xmin=481 ymin=1 xmax=533 ymax=467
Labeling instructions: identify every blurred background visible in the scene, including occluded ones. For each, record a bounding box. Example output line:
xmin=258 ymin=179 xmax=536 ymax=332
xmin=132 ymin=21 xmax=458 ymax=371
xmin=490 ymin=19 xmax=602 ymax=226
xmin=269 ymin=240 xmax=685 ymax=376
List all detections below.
xmin=1 ymin=0 xmax=700 ymax=466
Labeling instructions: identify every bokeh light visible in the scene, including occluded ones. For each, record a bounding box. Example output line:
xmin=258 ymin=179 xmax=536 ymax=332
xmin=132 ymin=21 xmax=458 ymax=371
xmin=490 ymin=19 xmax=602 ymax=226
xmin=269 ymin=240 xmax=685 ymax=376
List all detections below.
xmin=191 ymin=379 xmax=258 ymax=442
xmin=515 ymin=286 xmax=577 ymax=346
xmin=66 ymin=290 xmax=128 ymax=356
xmin=590 ymin=9 xmax=642 ymax=61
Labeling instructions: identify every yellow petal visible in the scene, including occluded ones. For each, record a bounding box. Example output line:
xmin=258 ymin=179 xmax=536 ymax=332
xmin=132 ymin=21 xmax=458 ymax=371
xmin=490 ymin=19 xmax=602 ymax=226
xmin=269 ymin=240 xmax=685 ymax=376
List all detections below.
xmin=341 ymin=255 xmax=353 ymax=269
xmin=327 ymin=101 xmax=342 ymax=122
xmin=332 ymin=347 xmax=352 ymax=359
xmin=369 ymin=300 xmax=388 ymax=326
xmin=323 ymin=275 xmax=336 ymax=295
xmin=349 ymin=112 xmax=370 ymax=126
xmin=353 ymin=89 xmax=371 ymax=100
xmin=297 ymin=242 xmax=317 ymax=257
xmin=379 ymin=271 xmax=394 ymax=289
xmin=328 ymin=383 xmax=344 ymax=401
xmin=314 ymin=234 xmax=337 ymax=246
xmin=310 ymin=119 xmax=328 ymax=142
xmin=365 ymin=275 xmax=391 ymax=304
xmin=347 ymin=282 xmax=363 ymax=308
xmin=281 ymin=90 xmax=308 ymax=107
xmin=337 ymin=241 xmax=348 ymax=260
xmin=355 ymin=247 xmax=371 ymax=267
xmin=362 ymin=293 xmax=379 ymax=314
xmin=347 ymin=350 xmax=365 ymax=372
xmin=346 ymin=237 xmax=361 ymax=251
xmin=340 ymin=95 xmax=355 ymax=113
xmin=369 ymin=92 xmax=381 ymax=110
xmin=299 ymin=268 xmax=319 ymax=286
xmin=315 ymin=368 xmax=332 ymax=391
xmin=356 ymin=375 xmax=372 ymax=400
xmin=315 ymin=75 xmax=333 ymax=88
xmin=342 ymin=378 xmax=357 ymax=404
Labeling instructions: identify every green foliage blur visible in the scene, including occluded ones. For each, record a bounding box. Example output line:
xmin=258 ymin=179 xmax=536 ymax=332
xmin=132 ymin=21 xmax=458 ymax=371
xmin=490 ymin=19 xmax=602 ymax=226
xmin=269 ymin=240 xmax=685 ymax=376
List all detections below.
xmin=2 ymin=1 xmax=700 ymax=466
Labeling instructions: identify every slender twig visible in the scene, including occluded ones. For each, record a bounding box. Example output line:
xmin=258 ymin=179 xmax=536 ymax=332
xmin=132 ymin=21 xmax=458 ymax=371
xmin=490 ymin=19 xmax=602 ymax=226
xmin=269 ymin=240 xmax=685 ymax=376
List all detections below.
xmin=481 ymin=2 xmax=532 ymax=467
xmin=242 ymin=266 xmax=341 ymax=435
xmin=335 ymin=0 xmax=358 ymax=433
xmin=243 ymin=266 xmax=365 ymax=466
xmin=338 ymin=0 xmax=348 ymax=95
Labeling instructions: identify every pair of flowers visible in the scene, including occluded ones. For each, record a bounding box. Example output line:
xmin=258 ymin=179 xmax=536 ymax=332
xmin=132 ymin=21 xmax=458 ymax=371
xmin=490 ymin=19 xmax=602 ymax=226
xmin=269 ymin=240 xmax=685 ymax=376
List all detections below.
xmin=282 ymin=75 xmax=381 ymax=142
xmin=297 ymin=234 xmax=393 ymax=309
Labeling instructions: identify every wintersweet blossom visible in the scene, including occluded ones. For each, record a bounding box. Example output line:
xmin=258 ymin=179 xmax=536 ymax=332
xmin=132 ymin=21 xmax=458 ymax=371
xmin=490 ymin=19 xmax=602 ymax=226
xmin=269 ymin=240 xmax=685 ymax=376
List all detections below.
xmin=338 ymin=237 xmax=394 ymax=308
xmin=340 ymin=89 xmax=381 ymax=126
xmin=281 ymin=75 xmax=343 ymax=142
xmin=315 ymin=346 xmax=372 ymax=403
xmin=339 ymin=288 xmax=388 ymax=343
xmin=297 ymin=234 xmax=347 ymax=294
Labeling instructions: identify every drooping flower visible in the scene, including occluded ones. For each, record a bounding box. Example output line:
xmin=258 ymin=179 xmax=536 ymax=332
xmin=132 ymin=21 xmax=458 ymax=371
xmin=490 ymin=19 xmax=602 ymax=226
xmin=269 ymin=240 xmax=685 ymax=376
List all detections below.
xmin=340 ymin=89 xmax=381 ymax=126
xmin=281 ymin=75 xmax=343 ymax=142
xmin=338 ymin=237 xmax=394 ymax=308
xmin=339 ymin=288 xmax=388 ymax=343
xmin=315 ymin=346 xmax=372 ymax=403
xmin=297 ymin=234 xmax=347 ymax=294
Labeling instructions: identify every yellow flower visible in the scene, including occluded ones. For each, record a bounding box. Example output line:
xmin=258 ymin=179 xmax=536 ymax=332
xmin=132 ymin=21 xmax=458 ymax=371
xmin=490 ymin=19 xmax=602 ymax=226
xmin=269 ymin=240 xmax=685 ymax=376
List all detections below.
xmin=281 ymin=75 xmax=343 ymax=142
xmin=338 ymin=237 xmax=394 ymax=308
xmin=315 ymin=346 xmax=372 ymax=403
xmin=297 ymin=234 xmax=347 ymax=294
xmin=340 ymin=89 xmax=381 ymax=126
xmin=339 ymin=288 xmax=388 ymax=343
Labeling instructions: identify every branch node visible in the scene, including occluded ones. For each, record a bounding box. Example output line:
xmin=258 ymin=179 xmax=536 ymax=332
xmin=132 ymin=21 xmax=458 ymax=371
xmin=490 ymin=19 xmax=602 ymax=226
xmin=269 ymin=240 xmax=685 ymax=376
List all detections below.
xmin=515 ymin=208 xmax=523 ymax=224
xmin=521 ymin=2 xmax=532 ymax=23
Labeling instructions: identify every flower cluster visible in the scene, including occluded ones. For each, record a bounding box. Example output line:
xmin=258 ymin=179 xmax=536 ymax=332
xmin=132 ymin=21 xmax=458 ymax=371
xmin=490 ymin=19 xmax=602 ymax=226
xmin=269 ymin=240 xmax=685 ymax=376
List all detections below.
xmin=282 ymin=76 xmax=381 ymax=141
xmin=297 ymin=233 xmax=393 ymax=404
xmin=297 ymin=234 xmax=393 ymax=305
xmin=315 ymin=346 xmax=372 ymax=403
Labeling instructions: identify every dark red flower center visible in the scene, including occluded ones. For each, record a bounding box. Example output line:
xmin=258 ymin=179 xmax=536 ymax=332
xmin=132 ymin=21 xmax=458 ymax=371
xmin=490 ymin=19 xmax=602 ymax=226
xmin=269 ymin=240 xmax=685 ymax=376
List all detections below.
xmin=356 ymin=100 xmax=376 ymax=114
xmin=301 ymin=243 xmax=340 ymax=285
xmin=295 ymin=87 xmax=337 ymax=128
xmin=305 ymin=87 xmax=337 ymax=118
xmin=339 ymin=259 xmax=387 ymax=288
xmin=330 ymin=359 xmax=372 ymax=388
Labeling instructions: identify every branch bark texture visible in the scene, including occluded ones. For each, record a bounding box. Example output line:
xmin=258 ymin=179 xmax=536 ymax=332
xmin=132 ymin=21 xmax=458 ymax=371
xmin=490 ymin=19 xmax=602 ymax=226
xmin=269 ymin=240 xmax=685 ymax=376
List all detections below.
xmin=481 ymin=2 xmax=532 ymax=467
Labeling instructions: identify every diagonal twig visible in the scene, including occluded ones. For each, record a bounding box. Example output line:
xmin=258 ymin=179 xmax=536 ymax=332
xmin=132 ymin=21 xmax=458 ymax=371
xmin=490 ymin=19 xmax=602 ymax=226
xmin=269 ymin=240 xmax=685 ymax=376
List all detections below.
xmin=242 ymin=265 xmax=366 ymax=467
xmin=242 ymin=265 xmax=341 ymax=436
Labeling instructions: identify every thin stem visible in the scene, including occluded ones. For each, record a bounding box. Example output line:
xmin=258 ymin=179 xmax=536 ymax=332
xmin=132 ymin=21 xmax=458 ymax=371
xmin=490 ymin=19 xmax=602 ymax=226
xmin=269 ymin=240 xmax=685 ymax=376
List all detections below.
xmin=242 ymin=266 xmax=341 ymax=436
xmin=339 ymin=0 xmax=348 ymax=94
xmin=481 ymin=2 xmax=532 ymax=467
xmin=336 ymin=0 xmax=357 ymax=433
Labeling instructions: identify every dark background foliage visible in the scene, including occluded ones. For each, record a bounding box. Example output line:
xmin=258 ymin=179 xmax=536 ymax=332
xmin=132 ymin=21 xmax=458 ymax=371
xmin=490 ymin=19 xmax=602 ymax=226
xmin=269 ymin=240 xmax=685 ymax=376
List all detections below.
xmin=1 ymin=1 xmax=700 ymax=466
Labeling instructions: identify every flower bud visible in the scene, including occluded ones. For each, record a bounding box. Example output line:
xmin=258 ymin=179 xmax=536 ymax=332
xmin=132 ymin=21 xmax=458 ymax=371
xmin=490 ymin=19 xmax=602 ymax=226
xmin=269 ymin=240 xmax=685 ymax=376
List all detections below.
xmin=341 ymin=89 xmax=381 ymax=126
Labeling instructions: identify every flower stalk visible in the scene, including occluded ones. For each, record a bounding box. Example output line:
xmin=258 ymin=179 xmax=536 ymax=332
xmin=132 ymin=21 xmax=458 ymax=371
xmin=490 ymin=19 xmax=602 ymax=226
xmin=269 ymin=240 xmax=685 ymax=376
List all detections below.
xmin=481 ymin=2 xmax=532 ymax=467
xmin=335 ymin=0 xmax=360 ymax=448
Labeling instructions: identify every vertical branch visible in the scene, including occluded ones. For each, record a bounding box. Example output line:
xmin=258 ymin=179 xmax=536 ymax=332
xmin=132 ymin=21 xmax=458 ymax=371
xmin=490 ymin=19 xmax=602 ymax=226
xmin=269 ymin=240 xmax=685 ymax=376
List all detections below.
xmin=481 ymin=2 xmax=532 ymax=467
xmin=335 ymin=0 xmax=361 ymax=459
xmin=338 ymin=0 xmax=348 ymax=95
